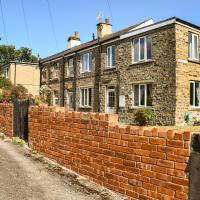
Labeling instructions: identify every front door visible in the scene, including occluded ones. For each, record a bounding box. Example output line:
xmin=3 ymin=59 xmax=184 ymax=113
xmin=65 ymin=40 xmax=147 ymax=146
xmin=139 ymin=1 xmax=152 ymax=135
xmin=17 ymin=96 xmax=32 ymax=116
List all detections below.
xmin=106 ymin=88 xmax=115 ymax=114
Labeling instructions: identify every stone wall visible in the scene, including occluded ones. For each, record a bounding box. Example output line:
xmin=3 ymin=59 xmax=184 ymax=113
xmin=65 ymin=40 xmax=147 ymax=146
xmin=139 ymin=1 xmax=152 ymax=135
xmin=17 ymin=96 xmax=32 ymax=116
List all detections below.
xmin=29 ymin=106 xmax=191 ymax=200
xmin=0 ymin=103 xmax=13 ymax=137
xmin=117 ymin=25 xmax=177 ymax=125
xmin=175 ymin=23 xmax=200 ymax=125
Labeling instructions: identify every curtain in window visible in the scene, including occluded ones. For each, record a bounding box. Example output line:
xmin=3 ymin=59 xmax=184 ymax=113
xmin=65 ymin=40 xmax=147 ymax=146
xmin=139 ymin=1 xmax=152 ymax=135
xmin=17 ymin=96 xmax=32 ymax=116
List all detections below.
xmin=134 ymin=39 xmax=139 ymax=62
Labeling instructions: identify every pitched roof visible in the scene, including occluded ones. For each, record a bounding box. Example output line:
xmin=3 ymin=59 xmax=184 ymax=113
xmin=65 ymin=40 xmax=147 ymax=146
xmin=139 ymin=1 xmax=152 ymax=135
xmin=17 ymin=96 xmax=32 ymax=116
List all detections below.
xmin=40 ymin=17 xmax=200 ymax=64
xmin=40 ymin=18 xmax=153 ymax=63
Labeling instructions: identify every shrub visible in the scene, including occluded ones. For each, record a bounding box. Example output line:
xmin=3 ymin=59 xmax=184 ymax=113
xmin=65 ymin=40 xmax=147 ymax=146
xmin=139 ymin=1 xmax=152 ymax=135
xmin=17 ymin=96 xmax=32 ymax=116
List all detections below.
xmin=134 ymin=108 xmax=155 ymax=126
xmin=11 ymin=84 xmax=28 ymax=100
xmin=0 ymin=76 xmax=12 ymax=89
xmin=39 ymin=85 xmax=51 ymax=104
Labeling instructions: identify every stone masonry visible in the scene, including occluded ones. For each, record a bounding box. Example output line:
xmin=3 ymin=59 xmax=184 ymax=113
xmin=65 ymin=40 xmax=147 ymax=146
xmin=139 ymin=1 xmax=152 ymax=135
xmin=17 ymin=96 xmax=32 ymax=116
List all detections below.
xmin=39 ymin=17 xmax=200 ymax=126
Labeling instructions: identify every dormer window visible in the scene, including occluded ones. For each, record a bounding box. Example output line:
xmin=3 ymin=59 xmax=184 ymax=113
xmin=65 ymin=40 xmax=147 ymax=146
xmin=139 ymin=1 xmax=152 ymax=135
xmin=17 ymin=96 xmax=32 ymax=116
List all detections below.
xmin=133 ymin=36 xmax=152 ymax=63
xmin=189 ymin=32 xmax=199 ymax=61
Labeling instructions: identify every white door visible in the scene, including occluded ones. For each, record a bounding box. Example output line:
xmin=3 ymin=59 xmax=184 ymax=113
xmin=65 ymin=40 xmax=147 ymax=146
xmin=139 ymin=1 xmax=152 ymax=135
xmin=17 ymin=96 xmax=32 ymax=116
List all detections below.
xmin=106 ymin=89 xmax=115 ymax=114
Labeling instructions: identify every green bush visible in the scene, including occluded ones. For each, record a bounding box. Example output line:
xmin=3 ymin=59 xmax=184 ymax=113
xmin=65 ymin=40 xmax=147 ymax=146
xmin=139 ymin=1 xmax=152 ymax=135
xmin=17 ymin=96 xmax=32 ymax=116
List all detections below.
xmin=134 ymin=108 xmax=155 ymax=126
xmin=0 ymin=76 xmax=12 ymax=89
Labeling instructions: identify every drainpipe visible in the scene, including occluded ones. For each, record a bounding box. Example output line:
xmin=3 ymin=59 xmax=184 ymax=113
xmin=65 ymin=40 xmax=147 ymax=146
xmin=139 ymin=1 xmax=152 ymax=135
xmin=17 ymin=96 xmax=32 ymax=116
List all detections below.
xmin=39 ymin=60 xmax=42 ymax=88
xmin=97 ymin=37 xmax=101 ymax=112
xmin=73 ymin=52 xmax=77 ymax=111
xmin=60 ymin=55 xmax=65 ymax=107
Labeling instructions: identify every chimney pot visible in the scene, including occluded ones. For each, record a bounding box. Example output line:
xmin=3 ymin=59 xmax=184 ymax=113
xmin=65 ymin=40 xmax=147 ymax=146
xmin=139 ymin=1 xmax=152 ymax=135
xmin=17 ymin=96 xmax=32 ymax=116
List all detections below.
xmin=74 ymin=31 xmax=79 ymax=39
xmin=105 ymin=18 xmax=110 ymax=24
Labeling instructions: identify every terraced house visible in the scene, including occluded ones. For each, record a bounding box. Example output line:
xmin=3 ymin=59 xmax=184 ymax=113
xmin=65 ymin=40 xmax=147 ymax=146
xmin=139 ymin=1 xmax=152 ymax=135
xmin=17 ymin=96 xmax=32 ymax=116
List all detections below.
xmin=40 ymin=17 xmax=200 ymax=125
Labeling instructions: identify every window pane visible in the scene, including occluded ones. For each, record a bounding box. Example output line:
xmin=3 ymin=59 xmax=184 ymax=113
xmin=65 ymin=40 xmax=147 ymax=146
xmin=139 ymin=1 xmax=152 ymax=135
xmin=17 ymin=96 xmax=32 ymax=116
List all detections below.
xmin=108 ymin=91 xmax=115 ymax=107
xmin=147 ymin=36 xmax=152 ymax=60
xmin=147 ymin=84 xmax=152 ymax=106
xmin=107 ymin=47 xmax=111 ymax=66
xmin=140 ymin=85 xmax=145 ymax=106
xmin=89 ymin=88 xmax=92 ymax=106
xmin=195 ymin=82 xmax=200 ymax=106
xmin=89 ymin=53 xmax=92 ymax=71
xmin=190 ymin=82 xmax=194 ymax=106
xmin=69 ymin=92 xmax=73 ymax=108
xmin=140 ymin=38 xmax=145 ymax=60
xmin=189 ymin=33 xmax=192 ymax=58
xmin=194 ymin=35 xmax=198 ymax=59
xmin=134 ymin=39 xmax=139 ymax=62
xmin=112 ymin=46 xmax=115 ymax=66
xmin=68 ymin=58 xmax=74 ymax=75
xmin=81 ymin=89 xmax=84 ymax=106
xmin=85 ymin=89 xmax=88 ymax=105
xmin=134 ymin=85 xmax=139 ymax=106
xmin=84 ymin=55 xmax=88 ymax=72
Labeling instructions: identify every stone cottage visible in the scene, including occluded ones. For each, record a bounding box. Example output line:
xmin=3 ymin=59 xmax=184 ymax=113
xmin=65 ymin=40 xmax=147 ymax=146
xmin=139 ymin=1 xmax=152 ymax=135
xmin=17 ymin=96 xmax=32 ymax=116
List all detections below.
xmin=39 ymin=17 xmax=200 ymax=125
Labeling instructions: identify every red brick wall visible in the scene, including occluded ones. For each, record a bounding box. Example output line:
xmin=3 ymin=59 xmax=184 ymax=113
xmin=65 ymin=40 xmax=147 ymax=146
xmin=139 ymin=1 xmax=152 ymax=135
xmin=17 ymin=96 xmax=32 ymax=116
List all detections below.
xmin=29 ymin=106 xmax=191 ymax=200
xmin=0 ymin=103 xmax=13 ymax=137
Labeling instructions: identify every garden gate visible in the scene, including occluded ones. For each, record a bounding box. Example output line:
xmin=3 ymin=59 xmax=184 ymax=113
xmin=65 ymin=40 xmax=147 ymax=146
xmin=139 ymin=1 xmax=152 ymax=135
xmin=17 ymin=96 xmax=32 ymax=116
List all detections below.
xmin=13 ymin=99 xmax=33 ymax=141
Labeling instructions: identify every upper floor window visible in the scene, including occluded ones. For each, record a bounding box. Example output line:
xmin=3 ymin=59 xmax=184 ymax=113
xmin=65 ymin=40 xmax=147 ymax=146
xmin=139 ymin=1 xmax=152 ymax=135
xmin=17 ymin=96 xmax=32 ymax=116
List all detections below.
xmin=189 ymin=33 xmax=199 ymax=60
xmin=81 ymin=53 xmax=92 ymax=73
xmin=54 ymin=63 xmax=59 ymax=78
xmin=190 ymin=81 xmax=200 ymax=107
xmin=3 ymin=67 xmax=9 ymax=79
xmin=67 ymin=58 xmax=74 ymax=76
xmin=107 ymin=46 xmax=115 ymax=68
xmin=133 ymin=83 xmax=152 ymax=107
xmin=133 ymin=36 xmax=152 ymax=63
xmin=81 ymin=88 xmax=92 ymax=107
xmin=41 ymin=67 xmax=47 ymax=81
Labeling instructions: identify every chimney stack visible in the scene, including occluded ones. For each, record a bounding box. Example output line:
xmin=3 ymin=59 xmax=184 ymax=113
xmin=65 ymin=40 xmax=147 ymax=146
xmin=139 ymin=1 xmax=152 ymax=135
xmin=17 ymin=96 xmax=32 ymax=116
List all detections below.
xmin=68 ymin=32 xmax=81 ymax=48
xmin=97 ymin=18 xmax=112 ymax=38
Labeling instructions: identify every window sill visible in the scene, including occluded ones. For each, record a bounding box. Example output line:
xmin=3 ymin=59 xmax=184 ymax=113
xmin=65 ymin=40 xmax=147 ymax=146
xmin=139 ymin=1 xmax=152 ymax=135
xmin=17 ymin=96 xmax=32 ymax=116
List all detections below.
xmin=129 ymin=59 xmax=154 ymax=67
xmin=65 ymin=75 xmax=74 ymax=78
xmin=130 ymin=106 xmax=154 ymax=110
xmin=188 ymin=59 xmax=200 ymax=64
xmin=189 ymin=106 xmax=200 ymax=111
xmin=79 ymin=106 xmax=92 ymax=109
xmin=80 ymin=71 xmax=92 ymax=75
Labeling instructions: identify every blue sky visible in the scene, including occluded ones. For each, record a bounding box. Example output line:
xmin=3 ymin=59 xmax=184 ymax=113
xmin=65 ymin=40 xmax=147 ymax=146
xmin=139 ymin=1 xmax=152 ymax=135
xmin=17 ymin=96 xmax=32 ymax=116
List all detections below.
xmin=0 ymin=0 xmax=200 ymax=58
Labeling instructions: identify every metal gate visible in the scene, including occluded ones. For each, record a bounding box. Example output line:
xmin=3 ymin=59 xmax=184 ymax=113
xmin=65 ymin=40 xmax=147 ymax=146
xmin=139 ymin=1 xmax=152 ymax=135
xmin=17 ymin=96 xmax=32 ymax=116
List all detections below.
xmin=13 ymin=99 xmax=33 ymax=141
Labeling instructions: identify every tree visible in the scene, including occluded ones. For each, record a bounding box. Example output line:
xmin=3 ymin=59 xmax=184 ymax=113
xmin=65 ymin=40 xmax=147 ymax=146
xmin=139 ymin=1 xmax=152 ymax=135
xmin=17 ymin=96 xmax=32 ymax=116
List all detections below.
xmin=0 ymin=45 xmax=38 ymax=65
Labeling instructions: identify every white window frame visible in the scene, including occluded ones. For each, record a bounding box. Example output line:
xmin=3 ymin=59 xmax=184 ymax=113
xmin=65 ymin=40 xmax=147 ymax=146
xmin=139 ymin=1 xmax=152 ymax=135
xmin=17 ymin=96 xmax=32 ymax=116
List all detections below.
xmin=53 ymin=91 xmax=59 ymax=106
xmin=54 ymin=63 xmax=59 ymax=79
xmin=190 ymin=81 xmax=200 ymax=108
xmin=189 ymin=33 xmax=199 ymax=61
xmin=67 ymin=58 xmax=74 ymax=76
xmin=80 ymin=53 xmax=92 ymax=73
xmin=3 ymin=67 xmax=9 ymax=79
xmin=133 ymin=83 xmax=152 ymax=107
xmin=80 ymin=88 xmax=92 ymax=107
xmin=66 ymin=91 xmax=73 ymax=108
xmin=107 ymin=45 xmax=115 ymax=68
xmin=132 ymin=36 xmax=152 ymax=63
xmin=42 ymin=67 xmax=47 ymax=81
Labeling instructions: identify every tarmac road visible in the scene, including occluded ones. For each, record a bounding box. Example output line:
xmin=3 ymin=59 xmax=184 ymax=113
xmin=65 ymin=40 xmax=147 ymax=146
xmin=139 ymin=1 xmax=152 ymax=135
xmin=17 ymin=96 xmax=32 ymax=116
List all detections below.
xmin=0 ymin=139 xmax=113 ymax=200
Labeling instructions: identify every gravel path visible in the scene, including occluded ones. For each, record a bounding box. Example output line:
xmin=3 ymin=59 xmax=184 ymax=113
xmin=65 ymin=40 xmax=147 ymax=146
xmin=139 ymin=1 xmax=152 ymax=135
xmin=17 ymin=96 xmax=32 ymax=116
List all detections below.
xmin=0 ymin=139 xmax=124 ymax=200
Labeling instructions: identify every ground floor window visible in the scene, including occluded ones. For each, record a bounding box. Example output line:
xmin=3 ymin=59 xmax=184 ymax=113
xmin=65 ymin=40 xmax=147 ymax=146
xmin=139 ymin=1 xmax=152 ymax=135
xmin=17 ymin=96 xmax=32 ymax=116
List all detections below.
xmin=81 ymin=88 xmax=92 ymax=107
xmin=106 ymin=87 xmax=115 ymax=114
xmin=66 ymin=91 xmax=73 ymax=108
xmin=53 ymin=91 xmax=59 ymax=106
xmin=190 ymin=81 xmax=200 ymax=107
xmin=133 ymin=83 xmax=152 ymax=107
